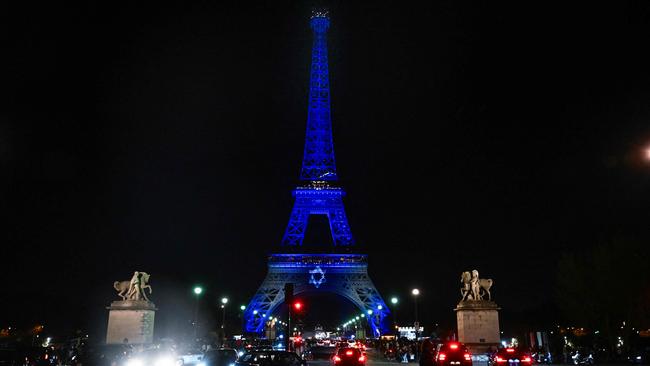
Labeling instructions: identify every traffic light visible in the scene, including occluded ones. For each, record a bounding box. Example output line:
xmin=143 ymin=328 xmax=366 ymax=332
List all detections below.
xmin=293 ymin=301 xmax=303 ymax=311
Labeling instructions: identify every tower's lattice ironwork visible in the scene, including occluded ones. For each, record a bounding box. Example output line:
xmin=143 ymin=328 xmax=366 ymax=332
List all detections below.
xmin=300 ymin=12 xmax=337 ymax=182
xmin=244 ymin=11 xmax=389 ymax=337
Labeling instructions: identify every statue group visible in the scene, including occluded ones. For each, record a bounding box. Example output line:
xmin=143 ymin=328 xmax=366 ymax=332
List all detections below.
xmin=113 ymin=271 xmax=153 ymax=302
xmin=460 ymin=269 xmax=493 ymax=302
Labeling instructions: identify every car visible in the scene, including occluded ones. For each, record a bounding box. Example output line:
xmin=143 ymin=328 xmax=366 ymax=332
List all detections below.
xmin=70 ymin=344 xmax=132 ymax=366
xmin=198 ymin=349 xmax=239 ymax=366
xmin=628 ymin=347 xmax=650 ymax=364
xmin=124 ymin=347 xmax=181 ymax=366
xmin=235 ymin=351 xmax=306 ymax=366
xmin=304 ymin=346 xmax=334 ymax=361
xmin=488 ymin=348 xmax=532 ymax=366
xmin=332 ymin=347 xmax=366 ymax=366
xmin=433 ymin=342 xmax=472 ymax=366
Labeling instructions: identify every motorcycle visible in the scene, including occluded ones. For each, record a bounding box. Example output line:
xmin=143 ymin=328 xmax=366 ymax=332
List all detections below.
xmin=532 ymin=351 xmax=552 ymax=364
xmin=384 ymin=348 xmax=397 ymax=361
xmin=572 ymin=351 xmax=594 ymax=365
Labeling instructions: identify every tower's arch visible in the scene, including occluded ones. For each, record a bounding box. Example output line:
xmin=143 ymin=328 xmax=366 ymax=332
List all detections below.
xmin=244 ymin=254 xmax=389 ymax=337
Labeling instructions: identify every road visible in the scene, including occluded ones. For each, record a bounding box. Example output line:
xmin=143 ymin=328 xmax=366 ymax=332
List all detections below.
xmin=307 ymin=349 xmax=401 ymax=366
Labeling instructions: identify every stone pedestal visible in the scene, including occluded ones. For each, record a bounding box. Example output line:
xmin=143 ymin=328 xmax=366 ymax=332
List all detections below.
xmin=455 ymin=300 xmax=500 ymax=354
xmin=106 ymin=300 xmax=156 ymax=345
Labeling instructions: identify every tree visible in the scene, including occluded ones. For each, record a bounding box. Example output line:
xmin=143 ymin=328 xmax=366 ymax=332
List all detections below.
xmin=555 ymin=237 xmax=650 ymax=352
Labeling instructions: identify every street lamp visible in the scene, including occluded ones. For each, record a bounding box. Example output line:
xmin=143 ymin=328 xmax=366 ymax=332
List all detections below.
xmin=412 ymin=289 xmax=420 ymax=326
xmin=239 ymin=305 xmax=246 ymax=333
xmin=192 ymin=286 xmax=203 ymax=338
xmin=221 ymin=297 xmax=229 ymax=343
xmin=412 ymin=288 xmax=420 ymax=358
xmin=391 ymin=297 xmax=399 ymax=333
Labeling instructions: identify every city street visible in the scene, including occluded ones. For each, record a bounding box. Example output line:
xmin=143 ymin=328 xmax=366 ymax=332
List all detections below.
xmin=4 ymin=2 xmax=650 ymax=366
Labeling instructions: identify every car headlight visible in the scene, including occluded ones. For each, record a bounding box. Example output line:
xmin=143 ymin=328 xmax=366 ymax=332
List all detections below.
xmin=637 ymin=356 xmax=642 ymax=360
xmin=229 ymin=363 xmax=236 ymax=366
xmin=126 ymin=358 xmax=144 ymax=366
xmin=154 ymin=356 xmax=176 ymax=366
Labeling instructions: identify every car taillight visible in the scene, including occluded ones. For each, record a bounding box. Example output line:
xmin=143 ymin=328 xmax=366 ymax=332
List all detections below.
xmin=346 ymin=351 xmax=354 ymax=356
xmin=464 ymin=353 xmax=471 ymax=361
xmin=358 ymin=355 xmax=366 ymax=362
xmin=521 ymin=357 xmax=532 ymax=363
xmin=496 ymin=357 xmax=507 ymax=363
xmin=334 ymin=356 xmax=341 ymax=362
xmin=438 ymin=353 xmax=447 ymax=361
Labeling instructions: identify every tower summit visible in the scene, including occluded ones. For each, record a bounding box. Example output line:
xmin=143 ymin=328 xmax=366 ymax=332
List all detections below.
xmin=300 ymin=10 xmax=337 ymax=181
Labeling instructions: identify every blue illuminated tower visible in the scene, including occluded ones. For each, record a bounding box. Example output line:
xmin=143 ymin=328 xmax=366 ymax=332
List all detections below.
xmin=244 ymin=10 xmax=389 ymax=337
xmin=281 ymin=10 xmax=353 ymax=247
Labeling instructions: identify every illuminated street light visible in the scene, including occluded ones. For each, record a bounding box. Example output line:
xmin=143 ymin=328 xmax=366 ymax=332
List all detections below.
xmin=361 ymin=314 xmax=365 ymax=318
xmin=220 ymin=297 xmax=229 ymax=335
xmin=391 ymin=297 xmax=398 ymax=304
xmin=412 ymin=288 xmax=421 ymax=343
xmin=192 ymin=286 xmax=203 ymax=338
xmin=240 ymin=305 xmax=246 ymax=311
xmin=367 ymin=309 xmax=373 ymax=315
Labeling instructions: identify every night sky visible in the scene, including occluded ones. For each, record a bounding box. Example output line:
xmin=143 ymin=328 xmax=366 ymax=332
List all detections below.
xmin=4 ymin=1 xmax=650 ymax=339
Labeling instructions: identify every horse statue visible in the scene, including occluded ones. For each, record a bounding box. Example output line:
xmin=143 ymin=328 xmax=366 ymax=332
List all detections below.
xmin=460 ymin=270 xmax=493 ymax=301
xmin=460 ymin=271 xmax=472 ymax=300
xmin=113 ymin=271 xmax=153 ymax=301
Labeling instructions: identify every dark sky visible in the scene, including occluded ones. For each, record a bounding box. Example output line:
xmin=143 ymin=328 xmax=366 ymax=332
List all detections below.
xmin=4 ymin=1 xmax=650 ymax=339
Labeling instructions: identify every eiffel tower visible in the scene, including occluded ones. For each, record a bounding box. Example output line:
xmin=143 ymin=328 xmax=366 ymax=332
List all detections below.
xmin=243 ymin=10 xmax=389 ymax=337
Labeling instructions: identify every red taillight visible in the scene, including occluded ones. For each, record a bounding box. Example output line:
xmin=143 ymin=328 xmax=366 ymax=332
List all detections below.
xmin=506 ymin=349 xmax=515 ymax=353
xmin=438 ymin=353 xmax=447 ymax=361
xmin=521 ymin=357 xmax=532 ymax=363
xmin=334 ymin=356 xmax=341 ymax=362
xmin=464 ymin=353 xmax=471 ymax=361
xmin=450 ymin=343 xmax=459 ymax=350
xmin=496 ymin=357 xmax=507 ymax=363
xmin=358 ymin=355 xmax=366 ymax=363
xmin=346 ymin=351 xmax=354 ymax=356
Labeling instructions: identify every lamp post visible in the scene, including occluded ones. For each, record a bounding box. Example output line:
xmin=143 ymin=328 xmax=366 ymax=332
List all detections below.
xmin=193 ymin=286 xmax=203 ymax=339
xmin=240 ymin=305 xmax=246 ymax=334
xmin=411 ymin=288 xmax=420 ymax=360
xmin=221 ymin=297 xmax=229 ymax=343
xmin=391 ymin=297 xmax=399 ymax=333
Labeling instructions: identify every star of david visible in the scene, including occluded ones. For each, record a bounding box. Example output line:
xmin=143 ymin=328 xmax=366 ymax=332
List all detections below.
xmin=309 ymin=266 xmax=326 ymax=288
